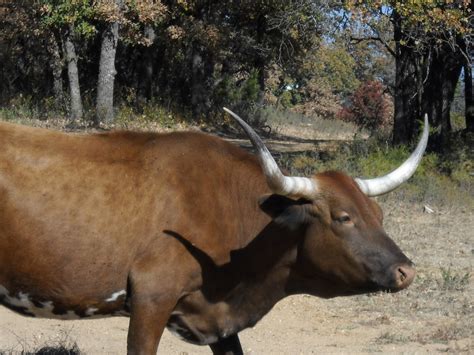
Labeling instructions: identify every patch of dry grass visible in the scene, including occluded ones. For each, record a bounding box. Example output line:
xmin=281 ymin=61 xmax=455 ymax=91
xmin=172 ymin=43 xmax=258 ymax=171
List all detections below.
xmin=374 ymin=331 xmax=409 ymax=344
xmin=0 ymin=329 xmax=80 ymax=355
xmin=259 ymin=106 xmax=361 ymax=140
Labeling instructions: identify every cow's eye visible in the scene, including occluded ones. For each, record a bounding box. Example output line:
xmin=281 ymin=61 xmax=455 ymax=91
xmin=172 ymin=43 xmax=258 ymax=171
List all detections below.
xmin=336 ymin=214 xmax=351 ymax=224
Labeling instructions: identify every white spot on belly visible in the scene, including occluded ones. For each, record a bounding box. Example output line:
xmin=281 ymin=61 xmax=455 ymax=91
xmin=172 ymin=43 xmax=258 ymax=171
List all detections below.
xmin=0 ymin=285 xmax=80 ymax=319
xmin=0 ymin=285 xmax=9 ymax=296
xmin=57 ymin=310 xmax=82 ymax=320
xmin=1 ymin=285 xmax=129 ymax=319
xmin=105 ymin=290 xmax=126 ymax=302
xmin=85 ymin=307 xmax=99 ymax=316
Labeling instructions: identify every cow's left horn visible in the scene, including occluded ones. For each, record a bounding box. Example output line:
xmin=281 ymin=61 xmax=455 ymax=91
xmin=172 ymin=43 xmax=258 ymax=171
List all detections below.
xmin=224 ymin=107 xmax=318 ymax=198
xmin=355 ymin=114 xmax=429 ymax=197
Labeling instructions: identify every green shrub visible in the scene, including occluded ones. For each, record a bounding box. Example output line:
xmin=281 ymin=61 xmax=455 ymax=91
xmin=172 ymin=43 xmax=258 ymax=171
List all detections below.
xmin=115 ymin=102 xmax=179 ymax=129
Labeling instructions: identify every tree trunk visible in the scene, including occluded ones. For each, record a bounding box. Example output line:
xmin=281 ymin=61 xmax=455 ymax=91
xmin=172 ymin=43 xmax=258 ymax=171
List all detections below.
xmin=188 ymin=3 xmax=216 ymax=119
xmin=392 ymin=13 xmax=420 ymax=145
xmin=255 ymin=13 xmax=266 ymax=104
xmin=465 ymin=61 xmax=473 ymax=132
xmin=422 ymin=46 xmax=463 ymax=151
xmin=96 ymin=1 xmax=122 ymax=124
xmin=64 ymin=26 xmax=83 ymax=121
xmin=47 ymin=32 xmax=65 ymax=111
xmin=190 ymin=46 xmax=205 ymax=119
xmin=136 ymin=25 xmax=156 ymax=107
xmin=392 ymin=11 xmax=463 ymax=151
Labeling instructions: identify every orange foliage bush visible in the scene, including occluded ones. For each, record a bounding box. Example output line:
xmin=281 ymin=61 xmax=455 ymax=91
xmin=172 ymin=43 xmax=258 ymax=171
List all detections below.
xmin=338 ymin=80 xmax=393 ymax=133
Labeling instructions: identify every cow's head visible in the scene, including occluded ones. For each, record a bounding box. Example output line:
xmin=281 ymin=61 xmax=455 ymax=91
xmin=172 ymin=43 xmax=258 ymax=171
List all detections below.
xmin=224 ymin=108 xmax=428 ymax=298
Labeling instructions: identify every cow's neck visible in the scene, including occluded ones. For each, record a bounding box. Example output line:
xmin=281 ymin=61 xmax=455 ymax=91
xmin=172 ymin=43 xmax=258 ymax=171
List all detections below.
xmin=169 ymin=223 xmax=301 ymax=345
xmin=212 ymin=208 xmax=304 ymax=333
xmin=220 ymin=257 xmax=293 ymax=329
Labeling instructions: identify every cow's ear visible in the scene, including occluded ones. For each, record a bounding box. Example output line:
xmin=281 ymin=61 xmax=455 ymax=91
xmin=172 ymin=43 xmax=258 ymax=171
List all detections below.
xmin=259 ymin=194 xmax=311 ymax=228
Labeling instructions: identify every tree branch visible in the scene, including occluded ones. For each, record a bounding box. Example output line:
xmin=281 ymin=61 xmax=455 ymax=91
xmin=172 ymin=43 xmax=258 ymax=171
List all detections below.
xmin=350 ymin=36 xmax=396 ymax=57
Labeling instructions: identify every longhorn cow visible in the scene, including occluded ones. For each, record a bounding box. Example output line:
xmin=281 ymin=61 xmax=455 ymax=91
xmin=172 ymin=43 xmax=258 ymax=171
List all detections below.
xmin=0 ymin=109 xmax=428 ymax=354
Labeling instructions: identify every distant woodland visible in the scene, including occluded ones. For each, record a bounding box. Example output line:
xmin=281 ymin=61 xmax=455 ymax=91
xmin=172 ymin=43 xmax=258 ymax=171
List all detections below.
xmin=0 ymin=1 xmax=472 ymax=151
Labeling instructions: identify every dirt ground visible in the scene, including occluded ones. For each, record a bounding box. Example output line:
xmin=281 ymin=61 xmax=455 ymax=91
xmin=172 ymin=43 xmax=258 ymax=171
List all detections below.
xmin=0 ymin=200 xmax=472 ymax=354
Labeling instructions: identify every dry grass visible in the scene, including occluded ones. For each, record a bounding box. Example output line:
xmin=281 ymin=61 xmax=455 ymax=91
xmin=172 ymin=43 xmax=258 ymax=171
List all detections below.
xmin=0 ymin=329 xmax=80 ymax=355
xmin=259 ymin=106 xmax=362 ymax=140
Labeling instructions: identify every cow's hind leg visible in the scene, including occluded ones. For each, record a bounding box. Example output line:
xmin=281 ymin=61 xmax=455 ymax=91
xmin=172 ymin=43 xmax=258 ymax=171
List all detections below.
xmin=209 ymin=334 xmax=244 ymax=355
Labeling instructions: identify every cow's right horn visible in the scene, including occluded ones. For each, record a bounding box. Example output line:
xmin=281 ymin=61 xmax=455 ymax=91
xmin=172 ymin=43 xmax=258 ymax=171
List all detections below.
xmin=355 ymin=114 xmax=429 ymax=197
xmin=224 ymin=107 xmax=318 ymax=198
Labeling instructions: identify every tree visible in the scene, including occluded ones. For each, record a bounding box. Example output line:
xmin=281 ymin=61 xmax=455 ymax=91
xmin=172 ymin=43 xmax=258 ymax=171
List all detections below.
xmin=46 ymin=32 xmax=65 ymax=111
xmin=339 ymin=80 xmax=393 ymax=134
xmin=94 ymin=0 xmax=167 ymax=122
xmin=39 ymin=0 xmax=167 ymax=123
xmin=64 ymin=24 xmax=84 ymax=120
xmin=232 ymin=0 xmax=329 ymax=102
xmin=39 ymin=0 xmax=97 ymax=121
xmin=95 ymin=0 xmax=123 ymax=123
xmin=345 ymin=1 xmax=472 ymax=150
xmin=0 ymin=2 xmax=42 ymax=102
xmin=421 ymin=39 xmax=465 ymax=147
xmin=289 ymin=40 xmax=359 ymax=118
xmin=3 ymin=0 xmax=330 ymax=121
xmin=308 ymin=41 xmax=360 ymax=97
xmin=464 ymin=48 xmax=473 ymax=133
xmin=136 ymin=24 xmax=157 ymax=106
xmin=153 ymin=0 xmax=328 ymax=120
xmin=348 ymin=33 xmax=395 ymax=88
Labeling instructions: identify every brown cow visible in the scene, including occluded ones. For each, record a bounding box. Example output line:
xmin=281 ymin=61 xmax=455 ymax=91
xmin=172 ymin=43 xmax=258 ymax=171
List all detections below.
xmin=0 ymin=109 xmax=427 ymax=354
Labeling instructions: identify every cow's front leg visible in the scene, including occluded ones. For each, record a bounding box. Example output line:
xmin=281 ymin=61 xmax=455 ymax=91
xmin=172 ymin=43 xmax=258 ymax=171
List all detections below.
xmin=126 ymin=254 xmax=183 ymax=355
xmin=209 ymin=334 xmax=244 ymax=355
xmin=127 ymin=293 xmax=176 ymax=355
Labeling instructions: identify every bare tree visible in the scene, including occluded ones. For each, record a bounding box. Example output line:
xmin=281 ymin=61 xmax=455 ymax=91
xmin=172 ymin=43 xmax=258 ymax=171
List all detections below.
xmin=64 ymin=25 xmax=83 ymax=120
xmin=96 ymin=0 xmax=123 ymax=124
xmin=46 ymin=32 xmax=65 ymax=111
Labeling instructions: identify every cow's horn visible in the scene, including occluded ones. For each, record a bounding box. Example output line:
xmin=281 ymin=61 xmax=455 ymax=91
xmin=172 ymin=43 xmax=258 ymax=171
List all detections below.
xmin=224 ymin=107 xmax=318 ymax=198
xmin=355 ymin=114 xmax=429 ymax=197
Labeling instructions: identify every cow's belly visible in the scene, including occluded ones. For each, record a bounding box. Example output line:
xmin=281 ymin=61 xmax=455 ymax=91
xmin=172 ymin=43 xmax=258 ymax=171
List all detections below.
xmin=0 ymin=284 xmax=130 ymax=319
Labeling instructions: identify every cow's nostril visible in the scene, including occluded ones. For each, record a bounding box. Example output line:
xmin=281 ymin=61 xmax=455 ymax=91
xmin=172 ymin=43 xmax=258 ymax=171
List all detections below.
xmin=395 ymin=265 xmax=415 ymax=289
xmin=398 ymin=268 xmax=407 ymax=282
